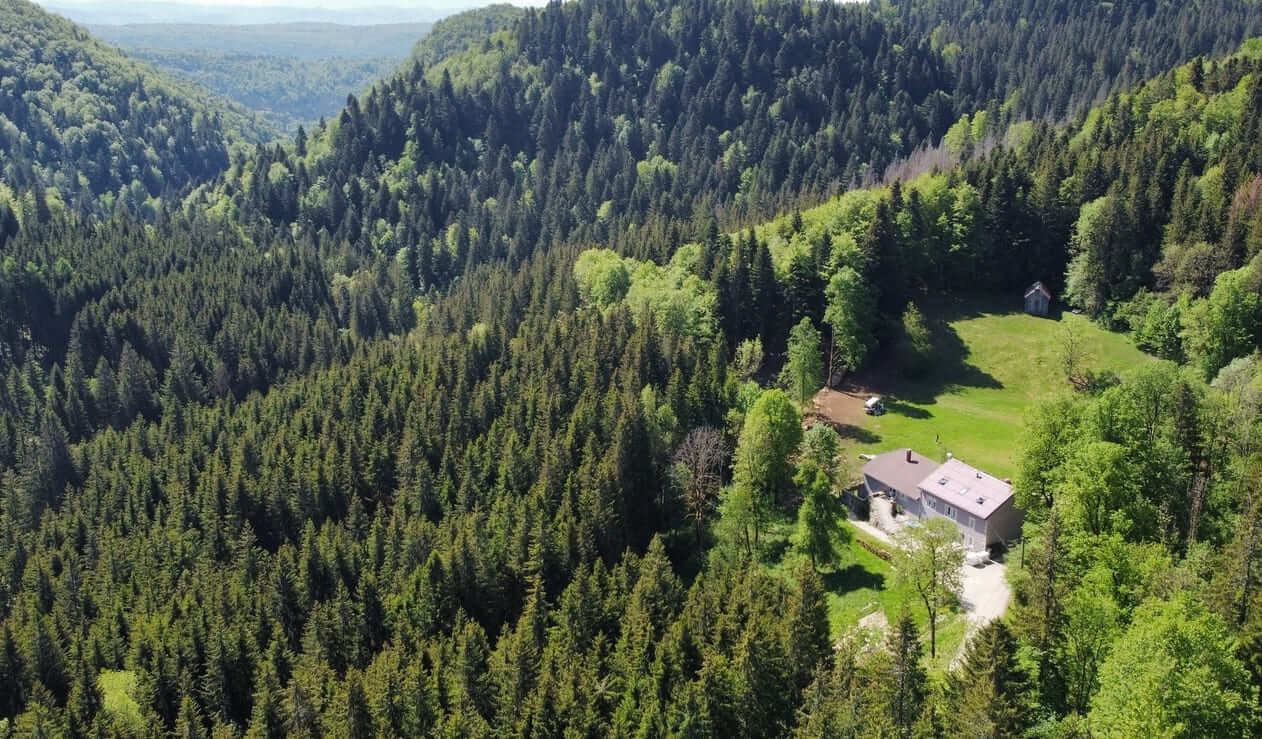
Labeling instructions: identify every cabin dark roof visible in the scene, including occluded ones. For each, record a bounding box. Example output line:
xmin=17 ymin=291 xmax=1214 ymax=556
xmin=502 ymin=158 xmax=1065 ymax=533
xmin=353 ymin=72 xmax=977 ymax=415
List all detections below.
xmin=862 ymin=448 xmax=937 ymax=500
xmin=1024 ymin=281 xmax=1052 ymax=299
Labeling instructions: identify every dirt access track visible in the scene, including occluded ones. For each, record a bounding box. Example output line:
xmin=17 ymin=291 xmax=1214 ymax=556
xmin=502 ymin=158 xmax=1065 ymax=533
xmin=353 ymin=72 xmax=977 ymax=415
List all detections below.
xmin=804 ymin=386 xmax=878 ymax=439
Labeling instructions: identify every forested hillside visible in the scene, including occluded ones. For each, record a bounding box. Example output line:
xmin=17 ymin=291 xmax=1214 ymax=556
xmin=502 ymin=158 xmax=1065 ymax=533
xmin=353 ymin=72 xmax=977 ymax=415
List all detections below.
xmin=408 ymin=4 xmax=525 ymax=68
xmin=194 ymin=0 xmax=956 ymax=289
xmin=0 ymin=1 xmax=271 ymax=213
xmin=730 ymin=40 xmax=1262 ymax=383
xmin=884 ymin=0 xmax=1262 ymax=124
xmin=2 ymin=0 xmax=1262 ymax=736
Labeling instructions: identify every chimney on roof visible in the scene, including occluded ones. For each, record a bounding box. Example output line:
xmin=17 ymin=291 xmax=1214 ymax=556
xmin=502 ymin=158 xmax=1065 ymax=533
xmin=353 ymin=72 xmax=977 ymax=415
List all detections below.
xmin=906 ymin=449 xmax=912 ymax=463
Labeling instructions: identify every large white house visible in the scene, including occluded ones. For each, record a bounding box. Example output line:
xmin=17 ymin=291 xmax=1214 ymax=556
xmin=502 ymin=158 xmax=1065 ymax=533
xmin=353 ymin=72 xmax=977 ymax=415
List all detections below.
xmin=861 ymin=449 xmax=1023 ymax=549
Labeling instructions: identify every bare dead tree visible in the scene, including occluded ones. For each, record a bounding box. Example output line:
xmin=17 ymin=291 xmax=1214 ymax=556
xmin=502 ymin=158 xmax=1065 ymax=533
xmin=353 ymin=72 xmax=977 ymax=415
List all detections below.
xmin=672 ymin=426 xmax=727 ymax=553
xmin=1060 ymin=320 xmax=1087 ymax=388
xmin=827 ymin=337 xmax=848 ymax=389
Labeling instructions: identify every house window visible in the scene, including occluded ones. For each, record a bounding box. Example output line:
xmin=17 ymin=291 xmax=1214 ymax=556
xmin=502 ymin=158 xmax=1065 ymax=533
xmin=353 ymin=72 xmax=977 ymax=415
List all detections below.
xmin=968 ymin=515 xmax=976 ymax=529
xmin=944 ymin=504 xmax=954 ymax=518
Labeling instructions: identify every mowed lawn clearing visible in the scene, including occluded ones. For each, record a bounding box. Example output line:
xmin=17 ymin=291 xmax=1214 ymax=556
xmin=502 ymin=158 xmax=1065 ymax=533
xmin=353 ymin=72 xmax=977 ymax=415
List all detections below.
xmin=816 ymin=295 xmax=1152 ymax=480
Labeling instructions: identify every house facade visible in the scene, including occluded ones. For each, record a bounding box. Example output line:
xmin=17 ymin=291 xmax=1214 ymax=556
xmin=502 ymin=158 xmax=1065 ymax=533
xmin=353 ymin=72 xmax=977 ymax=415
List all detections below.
xmin=862 ymin=450 xmax=1023 ymax=549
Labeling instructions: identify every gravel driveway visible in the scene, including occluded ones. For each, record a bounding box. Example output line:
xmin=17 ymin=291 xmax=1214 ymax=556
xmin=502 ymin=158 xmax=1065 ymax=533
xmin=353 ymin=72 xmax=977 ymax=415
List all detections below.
xmin=951 ymin=559 xmax=1011 ymax=666
xmin=960 ymin=559 xmax=1010 ymax=624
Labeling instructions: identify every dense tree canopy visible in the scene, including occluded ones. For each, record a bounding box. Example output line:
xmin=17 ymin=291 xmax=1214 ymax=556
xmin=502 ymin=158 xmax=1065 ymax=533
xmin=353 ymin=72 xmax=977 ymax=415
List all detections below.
xmin=3 ymin=0 xmax=1262 ymax=734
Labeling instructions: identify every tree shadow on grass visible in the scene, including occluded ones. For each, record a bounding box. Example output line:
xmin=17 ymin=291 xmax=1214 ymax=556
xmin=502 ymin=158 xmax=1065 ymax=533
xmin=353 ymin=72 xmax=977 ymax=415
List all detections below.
xmin=869 ymin=306 xmax=1004 ymax=406
xmin=884 ymin=400 xmax=931 ymax=419
xmin=833 ymin=422 xmax=882 ymax=444
xmin=805 ymin=413 xmax=883 ymax=444
xmin=822 ymin=564 xmax=886 ymax=595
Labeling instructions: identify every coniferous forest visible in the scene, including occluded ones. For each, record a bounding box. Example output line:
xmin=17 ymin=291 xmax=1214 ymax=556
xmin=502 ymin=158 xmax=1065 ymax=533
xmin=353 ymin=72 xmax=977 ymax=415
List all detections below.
xmin=2 ymin=0 xmax=1262 ymax=736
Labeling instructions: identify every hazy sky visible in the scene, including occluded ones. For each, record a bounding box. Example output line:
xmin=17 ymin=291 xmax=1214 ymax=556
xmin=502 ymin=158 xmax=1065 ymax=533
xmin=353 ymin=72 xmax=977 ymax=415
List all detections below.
xmin=43 ymin=0 xmax=553 ymax=25
xmin=51 ymin=1 xmax=550 ymax=6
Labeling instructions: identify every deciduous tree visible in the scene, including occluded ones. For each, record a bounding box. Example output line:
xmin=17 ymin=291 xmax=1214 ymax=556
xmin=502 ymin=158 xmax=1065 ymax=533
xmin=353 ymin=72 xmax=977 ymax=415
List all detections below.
xmin=894 ymin=517 xmax=964 ymax=658
xmin=1089 ymin=596 xmax=1255 ymax=738
xmin=672 ymin=426 xmax=726 ymax=553
xmin=783 ymin=318 xmax=824 ymax=406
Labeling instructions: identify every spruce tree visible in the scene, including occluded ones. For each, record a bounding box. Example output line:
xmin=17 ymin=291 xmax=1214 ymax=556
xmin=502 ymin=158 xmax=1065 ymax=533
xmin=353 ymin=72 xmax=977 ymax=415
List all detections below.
xmin=886 ymin=611 xmax=926 ymax=738
xmin=944 ymin=621 xmax=1032 ymax=737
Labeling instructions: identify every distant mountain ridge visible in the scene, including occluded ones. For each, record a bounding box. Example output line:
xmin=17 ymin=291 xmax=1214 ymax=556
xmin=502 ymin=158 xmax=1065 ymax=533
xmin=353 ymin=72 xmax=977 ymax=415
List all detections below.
xmin=121 ymin=50 xmax=404 ymax=135
xmin=89 ymin=21 xmax=434 ymax=59
xmin=44 ymin=1 xmax=463 ymax=26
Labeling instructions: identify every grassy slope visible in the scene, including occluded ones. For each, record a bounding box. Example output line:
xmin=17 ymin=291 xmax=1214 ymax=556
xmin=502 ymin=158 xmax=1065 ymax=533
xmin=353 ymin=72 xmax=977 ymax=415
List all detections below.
xmin=841 ymin=295 xmax=1152 ymax=480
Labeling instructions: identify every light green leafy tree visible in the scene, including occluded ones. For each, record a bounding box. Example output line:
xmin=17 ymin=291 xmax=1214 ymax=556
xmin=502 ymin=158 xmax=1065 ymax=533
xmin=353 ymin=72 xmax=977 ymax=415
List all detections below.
xmin=1059 ymin=564 xmax=1122 ymax=715
xmin=1064 ymin=195 xmax=1121 ymax=316
xmin=783 ymin=318 xmax=824 ymax=406
xmin=573 ymin=248 xmax=631 ymax=308
xmin=823 ymin=266 xmax=875 ymax=378
xmin=793 ymin=426 xmax=849 ymax=571
xmin=792 ymin=458 xmax=849 ymax=571
xmin=1183 ymin=265 xmax=1262 ymax=380
xmin=1059 ymin=440 xmax=1147 ymax=537
xmin=733 ymin=337 xmax=764 ymax=380
xmin=1089 ymin=595 xmax=1256 ymax=738
xmin=897 ymin=302 xmax=933 ymax=377
xmin=1014 ymin=394 xmax=1085 ymax=518
xmin=894 ymin=517 xmax=964 ymax=658
xmin=721 ymin=389 xmax=802 ymax=556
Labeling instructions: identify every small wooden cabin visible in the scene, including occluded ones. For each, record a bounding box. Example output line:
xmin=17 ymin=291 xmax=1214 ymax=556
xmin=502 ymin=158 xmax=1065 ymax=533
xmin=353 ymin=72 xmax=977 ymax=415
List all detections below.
xmin=1024 ymin=281 xmax=1052 ymax=316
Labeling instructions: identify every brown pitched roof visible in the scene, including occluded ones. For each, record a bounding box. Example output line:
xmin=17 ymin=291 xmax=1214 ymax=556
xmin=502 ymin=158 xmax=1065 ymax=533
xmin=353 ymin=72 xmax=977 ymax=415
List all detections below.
xmin=862 ymin=448 xmax=938 ymax=500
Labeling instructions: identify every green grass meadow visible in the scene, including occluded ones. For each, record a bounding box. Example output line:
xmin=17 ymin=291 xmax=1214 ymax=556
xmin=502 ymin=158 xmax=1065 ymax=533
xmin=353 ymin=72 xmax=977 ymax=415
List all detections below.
xmin=765 ymin=516 xmax=968 ymax=672
xmin=845 ymin=296 xmax=1151 ymax=479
